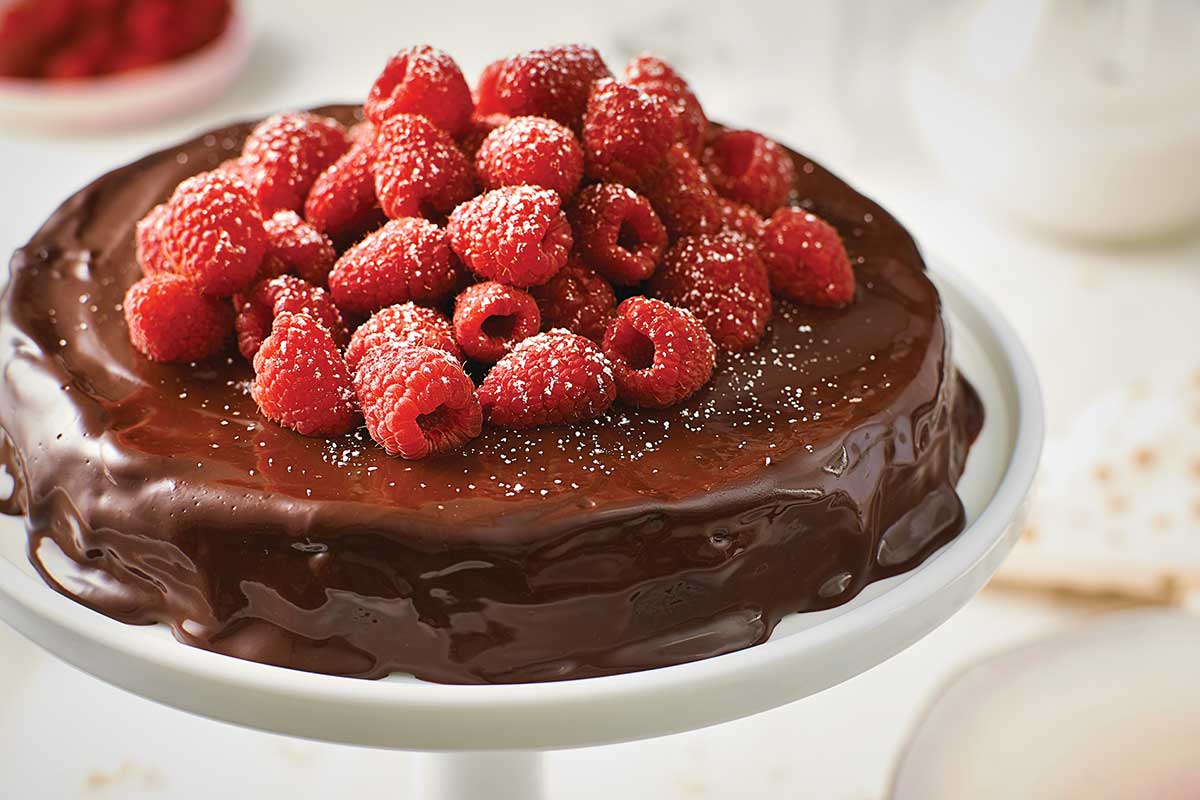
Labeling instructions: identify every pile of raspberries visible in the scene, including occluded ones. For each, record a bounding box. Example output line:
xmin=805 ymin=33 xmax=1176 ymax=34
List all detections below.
xmin=124 ymin=43 xmax=855 ymax=461
xmin=0 ymin=0 xmax=231 ymax=80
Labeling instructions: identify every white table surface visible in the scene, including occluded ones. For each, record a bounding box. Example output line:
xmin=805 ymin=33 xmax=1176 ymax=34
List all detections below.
xmin=1 ymin=1 xmax=1195 ymax=797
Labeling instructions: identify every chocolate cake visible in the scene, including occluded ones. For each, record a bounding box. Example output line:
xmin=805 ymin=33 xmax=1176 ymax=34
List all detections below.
xmin=0 ymin=106 xmax=982 ymax=684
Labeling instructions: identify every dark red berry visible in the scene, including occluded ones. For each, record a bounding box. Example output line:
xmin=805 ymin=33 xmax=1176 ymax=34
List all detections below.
xmin=240 ymin=112 xmax=352 ymax=214
xmin=234 ymin=274 xmax=347 ymax=362
xmin=602 ymin=296 xmax=715 ymax=408
xmin=701 ymin=129 xmax=796 ymax=216
xmin=260 ymin=210 xmax=337 ymax=285
xmin=495 ymin=44 xmax=611 ymax=131
xmin=344 ymin=302 xmax=460 ymax=372
xmin=447 ymin=185 xmax=572 ymax=288
xmin=530 ymin=261 xmax=616 ymax=342
xmin=568 ymin=183 xmax=667 ymax=285
xmin=452 ymin=281 xmax=541 ymax=363
xmin=582 ymin=78 xmax=675 ymax=190
xmin=123 ymin=273 xmax=232 ymax=363
xmin=624 ymin=54 xmax=707 ymax=156
xmin=759 ymin=208 xmax=855 ymax=307
xmin=373 ymin=113 xmax=475 ymax=219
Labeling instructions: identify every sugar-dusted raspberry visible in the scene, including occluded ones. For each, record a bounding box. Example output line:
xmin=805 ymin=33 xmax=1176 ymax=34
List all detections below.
xmin=354 ymin=345 xmax=481 ymax=460
xmin=135 ymin=203 xmax=171 ymax=275
xmin=457 ymin=112 xmax=511 ymax=160
xmin=644 ymin=143 xmax=723 ymax=238
xmin=452 ymin=281 xmax=541 ymax=363
xmin=649 ymin=232 xmax=772 ymax=352
xmin=495 ymin=44 xmax=611 ymax=130
xmin=759 ymin=208 xmax=855 ymax=308
xmin=251 ymin=312 xmax=360 ymax=437
xmin=364 ymin=45 xmax=474 ymax=137
xmin=602 ymin=296 xmax=715 ymax=408
xmin=475 ymin=116 xmax=583 ymax=198
xmin=582 ymin=78 xmax=676 ymax=190
xmin=304 ymin=137 xmax=382 ymax=239
xmin=478 ymin=330 xmax=616 ymax=428
xmin=160 ymin=170 xmax=266 ymax=296
xmin=373 ymin=113 xmax=476 ymax=219
xmin=568 ymin=183 xmax=667 ymax=285
xmin=447 ymin=185 xmax=572 ymax=288
xmin=472 ymin=58 xmax=506 ymax=116
xmin=530 ymin=261 xmax=616 ymax=342
xmin=260 ymin=210 xmax=337 ymax=284
xmin=624 ymin=54 xmax=708 ymax=156
xmin=348 ymin=120 xmax=376 ymax=147
xmin=240 ymin=112 xmax=351 ymax=214
xmin=328 ymin=217 xmax=461 ymax=315
xmin=702 ymin=129 xmax=796 ymax=216
xmin=234 ymin=275 xmax=348 ymax=361
xmin=123 ymin=273 xmax=232 ymax=363
xmin=344 ymin=302 xmax=460 ymax=372
xmin=718 ymin=198 xmax=765 ymax=245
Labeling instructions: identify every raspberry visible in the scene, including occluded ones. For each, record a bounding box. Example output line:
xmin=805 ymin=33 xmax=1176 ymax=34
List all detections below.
xmin=701 ymin=129 xmax=796 ymax=216
xmin=457 ymin=112 xmax=511 ymax=160
xmin=472 ymin=58 xmax=506 ymax=115
xmin=568 ymin=183 xmax=667 ymax=285
xmin=718 ymin=198 xmax=765 ymax=245
xmin=353 ymin=345 xmax=482 ymax=460
xmin=373 ymin=114 xmax=475 ymax=219
xmin=624 ymin=54 xmax=707 ymax=156
xmin=234 ymin=275 xmax=348 ymax=362
xmin=530 ymin=261 xmax=615 ymax=342
xmin=478 ymin=330 xmax=616 ymax=428
xmin=328 ymin=217 xmax=461 ymax=315
xmin=452 ymin=281 xmax=541 ymax=363
xmin=447 ymin=185 xmax=572 ymax=288
xmin=495 ymin=44 xmax=611 ymax=130
xmin=475 ymin=116 xmax=583 ymax=198
xmin=344 ymin=302 xmax=460 ymax=372
xmin=135 ymin=203 xmax=171 ymax=275
xmin=348 ymin=120 xmax=377 ymax=147
xmin=649 ymin=232 xmax=772 ymax=352
xmin=251 ymin=312 xmax=360 ymax=437
xmin=364 ymin=45 xmax=473 ymax=137
xmin=260 ymin=210 xmax=337 ymax=285
xmin=602 ymin=296 xmax=715 ymax=408
xmin=304 ymin=137 xmax=382 ymax=239
xmin=160 ymin=170 xmax=266 ymax=296
xmin=123 ymin=273 xmax=232 ymax=363
xmin=240 ymin=112 xmax=352 ymax=214
xmin=644 ymin=143 xmax=723 ymax=238
xmin=582 ymin=78 xmax=676 ymax=190
xmin=759 ymin=208 xmax=855 ymax=308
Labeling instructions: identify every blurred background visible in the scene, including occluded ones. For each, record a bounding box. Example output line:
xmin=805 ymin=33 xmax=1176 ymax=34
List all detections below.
xmin=1 ymin=0 xmax=1198 ymax=797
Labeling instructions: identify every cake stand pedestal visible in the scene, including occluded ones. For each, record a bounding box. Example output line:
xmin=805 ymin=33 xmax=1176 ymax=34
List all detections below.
xmin=0 ymin=263 xmax=1041 ymax=800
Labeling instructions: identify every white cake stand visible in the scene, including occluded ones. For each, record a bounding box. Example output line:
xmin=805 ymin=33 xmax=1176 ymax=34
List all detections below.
xmin=0 ymin=261 xmax=1041 ymax=799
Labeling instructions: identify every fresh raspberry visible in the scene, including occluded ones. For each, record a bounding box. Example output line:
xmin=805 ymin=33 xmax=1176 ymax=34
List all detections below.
xmin=353 ymin=345 xmax=482 ymax=460
xmin=452 ymin=281 xmax=541 ymax=363
xmin=759 ymin=208 xmax=855 ymax=308
xmin=624 ymin=54 xmax=708 ymax=156
xmin=495 ymin=44 xmax=611 ymax=130
xmin=475 ymin=116 xmax=583 ymax=198
xmin=251 ymin=312 xmax=360 ymax=437
xmin=701 ymin=129 xmax=796 ymax=216
xmin=582 ymin=78 xmax=676 ymax=190
xmin=447 ymin=185 xmax=572 ymax=288
xmin=718 ymin=198 xmax=765 ymax=245
xmin=644 ymin=143 xmax=723 ymax=238
xmin=530 ymin=261 xmax=615 ymax=342
xmin=123 ymin=273 xmax=232 ymax=363
xmin=568 ymin=183 xmax=667 ymax=285
xmin=234 ymin=275 xmax=348 ymax=362
xmin=373 ymin=114 xmax=475 ymax=219
xmin=344 ymin=302 xmax=460 ymax=372
xmin=160 ymin=170 xmax=266 ymax=296
xmin=260 ymin=210 xmax=337 ymax=284
xmin=602 ymin=296 xmax=715 ymax=408
xmin=478 ymin=330 xmax=616 ymax=428
xmin=649 ymin=232 xmax=772 ymax=352
xmin=240 ymin=112 xmax=352 ymax=214
xmin=303 ymin=137 xmax=382 ymax=240
xmin=215 ymin=156 xmax=252 ymax=183
xmin=457 ymin=112 xmax=511 ymax=160
xmin=364 ymin=45 xmax=473 ymax=137
xmin=135 ymin=203 xmax=171 ymax=275
xmin=348 ymin=120 xmax=376 ymax=147
xmin=328 ymin=217 xmax=461 ymax=315
xmin=472 ymin=58 xmax=506 ymax=115
xmin=44 ymin=23 xmax=114 ymax=80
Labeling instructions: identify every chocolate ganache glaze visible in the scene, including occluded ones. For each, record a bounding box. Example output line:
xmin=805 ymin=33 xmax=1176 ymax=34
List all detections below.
xmin=0 ymin=106 xmax=982 ymax=684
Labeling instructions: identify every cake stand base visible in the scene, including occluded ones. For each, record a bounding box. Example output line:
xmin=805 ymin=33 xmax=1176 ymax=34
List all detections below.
xmin=416 ymin=751 xmax=544 ymax=800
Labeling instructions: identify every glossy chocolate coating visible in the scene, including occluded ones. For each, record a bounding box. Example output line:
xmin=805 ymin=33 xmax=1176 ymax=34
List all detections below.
xmin=0 ymin=107 xmax=982 ymax=683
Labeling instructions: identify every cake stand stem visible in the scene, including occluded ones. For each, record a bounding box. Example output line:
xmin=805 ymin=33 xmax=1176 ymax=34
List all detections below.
xmin=414 ymin=751 xmax=545 ymax=800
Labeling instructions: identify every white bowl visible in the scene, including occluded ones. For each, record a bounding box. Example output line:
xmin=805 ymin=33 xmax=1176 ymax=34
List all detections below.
xmin=0 ymin=7 xmax=251 ymax=131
